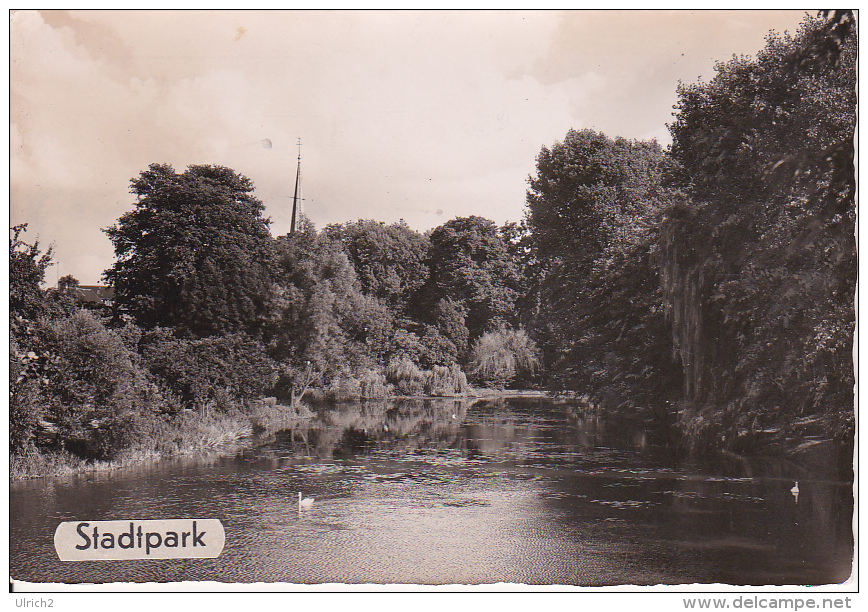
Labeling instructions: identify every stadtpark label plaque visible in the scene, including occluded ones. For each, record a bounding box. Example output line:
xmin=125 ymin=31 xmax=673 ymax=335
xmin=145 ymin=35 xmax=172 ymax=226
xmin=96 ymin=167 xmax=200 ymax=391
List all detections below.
xmin=54 ymin=519 xmax=225 ymax=561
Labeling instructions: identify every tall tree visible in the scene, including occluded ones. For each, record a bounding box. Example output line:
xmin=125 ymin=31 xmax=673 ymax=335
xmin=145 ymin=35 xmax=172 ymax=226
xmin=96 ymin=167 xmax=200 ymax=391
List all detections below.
xmin=103 ymin=164 xmax=277 ymax=338
xmin=499 ymin=220 xmax=537 ymax=330
xmin=10 ymin=224 xmax=52 ymax=321
xmin=664 ymin=13 xmax=856 ymax=447
xmin=526 ymin=129 xmax=672 ymax=407
xmin=10 ymin=224 xmax=54 ymax=450
xmin=420 ymin=216 xmax=519 ymax=351
xmin=323 ymin=219 xmax=430 ymax=313
xmin=270 ymin=221 xmax=393 ymax=385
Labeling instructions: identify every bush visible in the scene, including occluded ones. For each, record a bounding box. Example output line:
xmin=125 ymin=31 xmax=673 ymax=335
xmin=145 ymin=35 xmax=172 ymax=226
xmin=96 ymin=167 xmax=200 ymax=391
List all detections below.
xmin=325 ymin=375 xmax=362 ymax=402
xmin=140 ymin=329 xmax=278 ymax=413
xmin=10 ymin=376 xmax=42 ymax=451
xmin=322 ymin=369 xmax=393 ymax=402
xmin=425 ymin=363 xmax=469 ymax=396
xmin=359 ymin=369 xmax=393 ymax=399
xmin=21 ymin=310 xmax=163 ymax=459
xmin=249 ymin=398 xmax=314 ymax=430
xmin=469 ymin=327 xmax=540 ymax=389
xmin=385 ymin=357 xmax=469 ymax=396
xmin=11 ymin=443 xmax=90 ymax=480
xmin=418 ymin=325 xmax=461 ymax=368
xmin=385 ymin=357 xmax=427 ymax=396
xmin=10 ymin=330 xmax=43 ymax=450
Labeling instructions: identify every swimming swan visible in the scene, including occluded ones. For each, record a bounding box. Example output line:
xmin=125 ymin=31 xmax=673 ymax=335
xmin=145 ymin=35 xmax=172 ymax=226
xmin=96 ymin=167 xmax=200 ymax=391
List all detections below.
xmin=298 ymin=492 xmax=314 ymax=509
xmin=791 ymin=481 xmax=799 ymax=495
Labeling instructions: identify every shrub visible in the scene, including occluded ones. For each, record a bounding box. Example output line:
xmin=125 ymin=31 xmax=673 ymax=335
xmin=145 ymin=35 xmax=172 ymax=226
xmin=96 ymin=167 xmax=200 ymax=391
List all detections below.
xmin=385 ymin=357 xmax=469 ymax=396
xmin=11 ymin=443 xmax=90 ymax=480
xmin=425 ymin=363 xmax=469 ymax=396
xmin=418 ymin=325 xmax=461 ymax=368
xmin=10 ymin=331 xmax=43 ymax=450
xmin=359 ymin=369 xmax=393 ymax=399
xmin=390 ymin=329 xmax=425 ymax=364
xmin=385 ymin=357 xmax=427 ymax=396
xmin=325 ymin=375 xmax=362 ymax=402
xmin=249 ymin=398 xmax=314 ymax=431
xmin=10 ymin=376 xmax=42 ymax=451
xmin=469 ymin=327 xmax=540 ymax=389
xmin=140 ymin=329 xmax=278 ymax=413
xmin=29 ymin=310 xmax=163 ymax=459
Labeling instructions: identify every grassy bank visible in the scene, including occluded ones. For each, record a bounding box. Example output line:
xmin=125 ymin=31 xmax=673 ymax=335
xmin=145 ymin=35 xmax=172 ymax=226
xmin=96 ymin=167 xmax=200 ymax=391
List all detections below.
xmin=10 ymin=399 xmax=312 ymax=482
xmin=9 ymin=388 xmax=547 ymax=481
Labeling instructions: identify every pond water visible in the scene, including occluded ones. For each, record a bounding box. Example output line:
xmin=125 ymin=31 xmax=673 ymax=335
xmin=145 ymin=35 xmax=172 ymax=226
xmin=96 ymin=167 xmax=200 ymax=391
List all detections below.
xmin=10 ymin=398 xmax=854 ymax=586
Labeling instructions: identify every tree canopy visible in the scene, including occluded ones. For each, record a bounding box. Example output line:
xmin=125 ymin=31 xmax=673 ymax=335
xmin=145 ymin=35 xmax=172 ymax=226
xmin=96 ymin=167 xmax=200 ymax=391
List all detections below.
xmin=663 ymin=13 xmax=856 ymax=446
xmin=104 ymin=164 xmax=277 ymax=338
xmin=323 ymin=219 xmax=430 ymax=312
xmin=420 ymin=215 xmax=520 ymax=348
xmin=269 ymin=221 xmax=393 ymax=387
xmin=10 ymin=224 xmax=53 ymax=321
xmin=525 ymin=130 xmax=672 ymax=404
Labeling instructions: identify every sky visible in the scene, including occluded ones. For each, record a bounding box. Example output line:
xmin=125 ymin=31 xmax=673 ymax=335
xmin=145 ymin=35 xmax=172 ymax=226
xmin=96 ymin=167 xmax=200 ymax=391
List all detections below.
xmin=9 ymin=9 xmax=810 ymax=285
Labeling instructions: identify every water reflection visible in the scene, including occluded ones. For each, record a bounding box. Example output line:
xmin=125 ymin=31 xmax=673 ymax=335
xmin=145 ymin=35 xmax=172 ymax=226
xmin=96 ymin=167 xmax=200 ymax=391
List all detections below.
xmin=10 ymin=398 xmax=853 ymax=586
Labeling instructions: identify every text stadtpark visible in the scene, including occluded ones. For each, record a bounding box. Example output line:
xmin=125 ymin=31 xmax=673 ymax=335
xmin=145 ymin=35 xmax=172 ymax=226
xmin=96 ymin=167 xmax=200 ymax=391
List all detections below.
xmin=54 ymin=519 xmax=225 ymax=561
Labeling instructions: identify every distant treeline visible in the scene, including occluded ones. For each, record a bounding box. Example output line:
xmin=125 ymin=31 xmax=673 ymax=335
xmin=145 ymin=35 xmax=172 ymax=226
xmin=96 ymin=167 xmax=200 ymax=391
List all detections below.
xmin=10 ymin=13 xmax=854 ymax=473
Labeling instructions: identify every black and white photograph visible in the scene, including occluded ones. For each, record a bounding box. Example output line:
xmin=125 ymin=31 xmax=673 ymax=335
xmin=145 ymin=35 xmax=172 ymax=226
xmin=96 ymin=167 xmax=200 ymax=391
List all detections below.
xmin=8 ymin=7 xmax=857 ymax=598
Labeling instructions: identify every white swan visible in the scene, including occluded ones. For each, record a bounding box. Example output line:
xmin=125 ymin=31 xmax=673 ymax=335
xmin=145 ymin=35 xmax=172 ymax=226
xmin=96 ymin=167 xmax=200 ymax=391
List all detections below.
xmin=791 ymin=481 xmax=799 ymax=495
xmin=298 ymin=492 xmax=314 ymax=509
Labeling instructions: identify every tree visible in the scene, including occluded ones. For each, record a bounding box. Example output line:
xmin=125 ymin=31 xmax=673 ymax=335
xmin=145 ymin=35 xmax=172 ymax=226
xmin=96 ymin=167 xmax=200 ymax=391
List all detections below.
xmin=10 ymin=224 xmax=52 ymax=321
xmin=17 ymin=310 xmax=162 ymax=458
xmin=526 ymin=129 xmax=672 ymax=406
xmin=57 ymin=274 xmax=80 ymax=295
xmin=499 ymin=220 xmax=536 ymax=327
xmin=103 ymin=164 xmax=277 ymax=338
xmin=468 ymin=327 xmax=540 ymax=389
xmin=664 ymin=13 xmax=856 ymax=448
xmin=527 ymin=130 xmax=665 ymax=266
xmin=418 ymin=297 xmax=470 ymax=366
xmin=139 ymin=328 xmax=277 ymax=414
xmin=324 ymin=219 xmax=430 ymax=312
xmin=10 ymin=225 xmax=57 ymax=450
xmin=420 ymin=216 xmax=519 ymax=347
xmin=269 ymin=221 xmax=393 ymax=391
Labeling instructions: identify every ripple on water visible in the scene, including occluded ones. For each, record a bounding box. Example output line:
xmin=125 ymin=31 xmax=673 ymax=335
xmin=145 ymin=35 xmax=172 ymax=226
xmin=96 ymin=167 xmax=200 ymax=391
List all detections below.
xmin=9 ymin=399 xmax=854 ymax=586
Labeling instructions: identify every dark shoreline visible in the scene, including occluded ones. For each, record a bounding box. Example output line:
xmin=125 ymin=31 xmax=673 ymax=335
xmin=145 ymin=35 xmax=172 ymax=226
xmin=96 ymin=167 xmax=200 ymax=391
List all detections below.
xmin=9 ymin=389 xmax=552 ymax=482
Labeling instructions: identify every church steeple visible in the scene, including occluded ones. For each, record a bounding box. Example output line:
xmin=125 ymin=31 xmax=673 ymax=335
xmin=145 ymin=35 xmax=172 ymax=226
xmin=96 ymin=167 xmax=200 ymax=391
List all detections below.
xmin=290 ymin=138 xmax=302 ymax=234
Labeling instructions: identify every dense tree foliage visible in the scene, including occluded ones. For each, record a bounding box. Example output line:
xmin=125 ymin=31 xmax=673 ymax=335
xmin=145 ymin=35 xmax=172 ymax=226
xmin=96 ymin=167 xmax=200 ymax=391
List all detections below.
xmin=11 ymin=13 xmax=854 ymax=474
xmin=528 ymin=131 xmax=665 ymax=266
xmin=104 ymin=164 xmax=277 ymax=338
xmin=11 ymin=306 xmax=164 ymax=458
xmin=323 ymin=220 xmax=430 ymax=313
xmin=526 ymin=130 xmax=676 ymax=409
xmin=140 ymin=328 xmax=278 ymax=414
xmin=269 ymin=220 xmax=394 ymax=393
xmin=499 ymin=220 xmax=537 ymax=329
xmin=10 ymin=225 xmax=53 ymax=451
xmin=664 ymin=14 xmax=855 ymax=447
xmin=518 ymin=13 xmax=854 ymax=450
xmin=420 ymin=216 xmax=520 ymax=351
xmin=10 ymin=224 xmax=52 ymax=321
